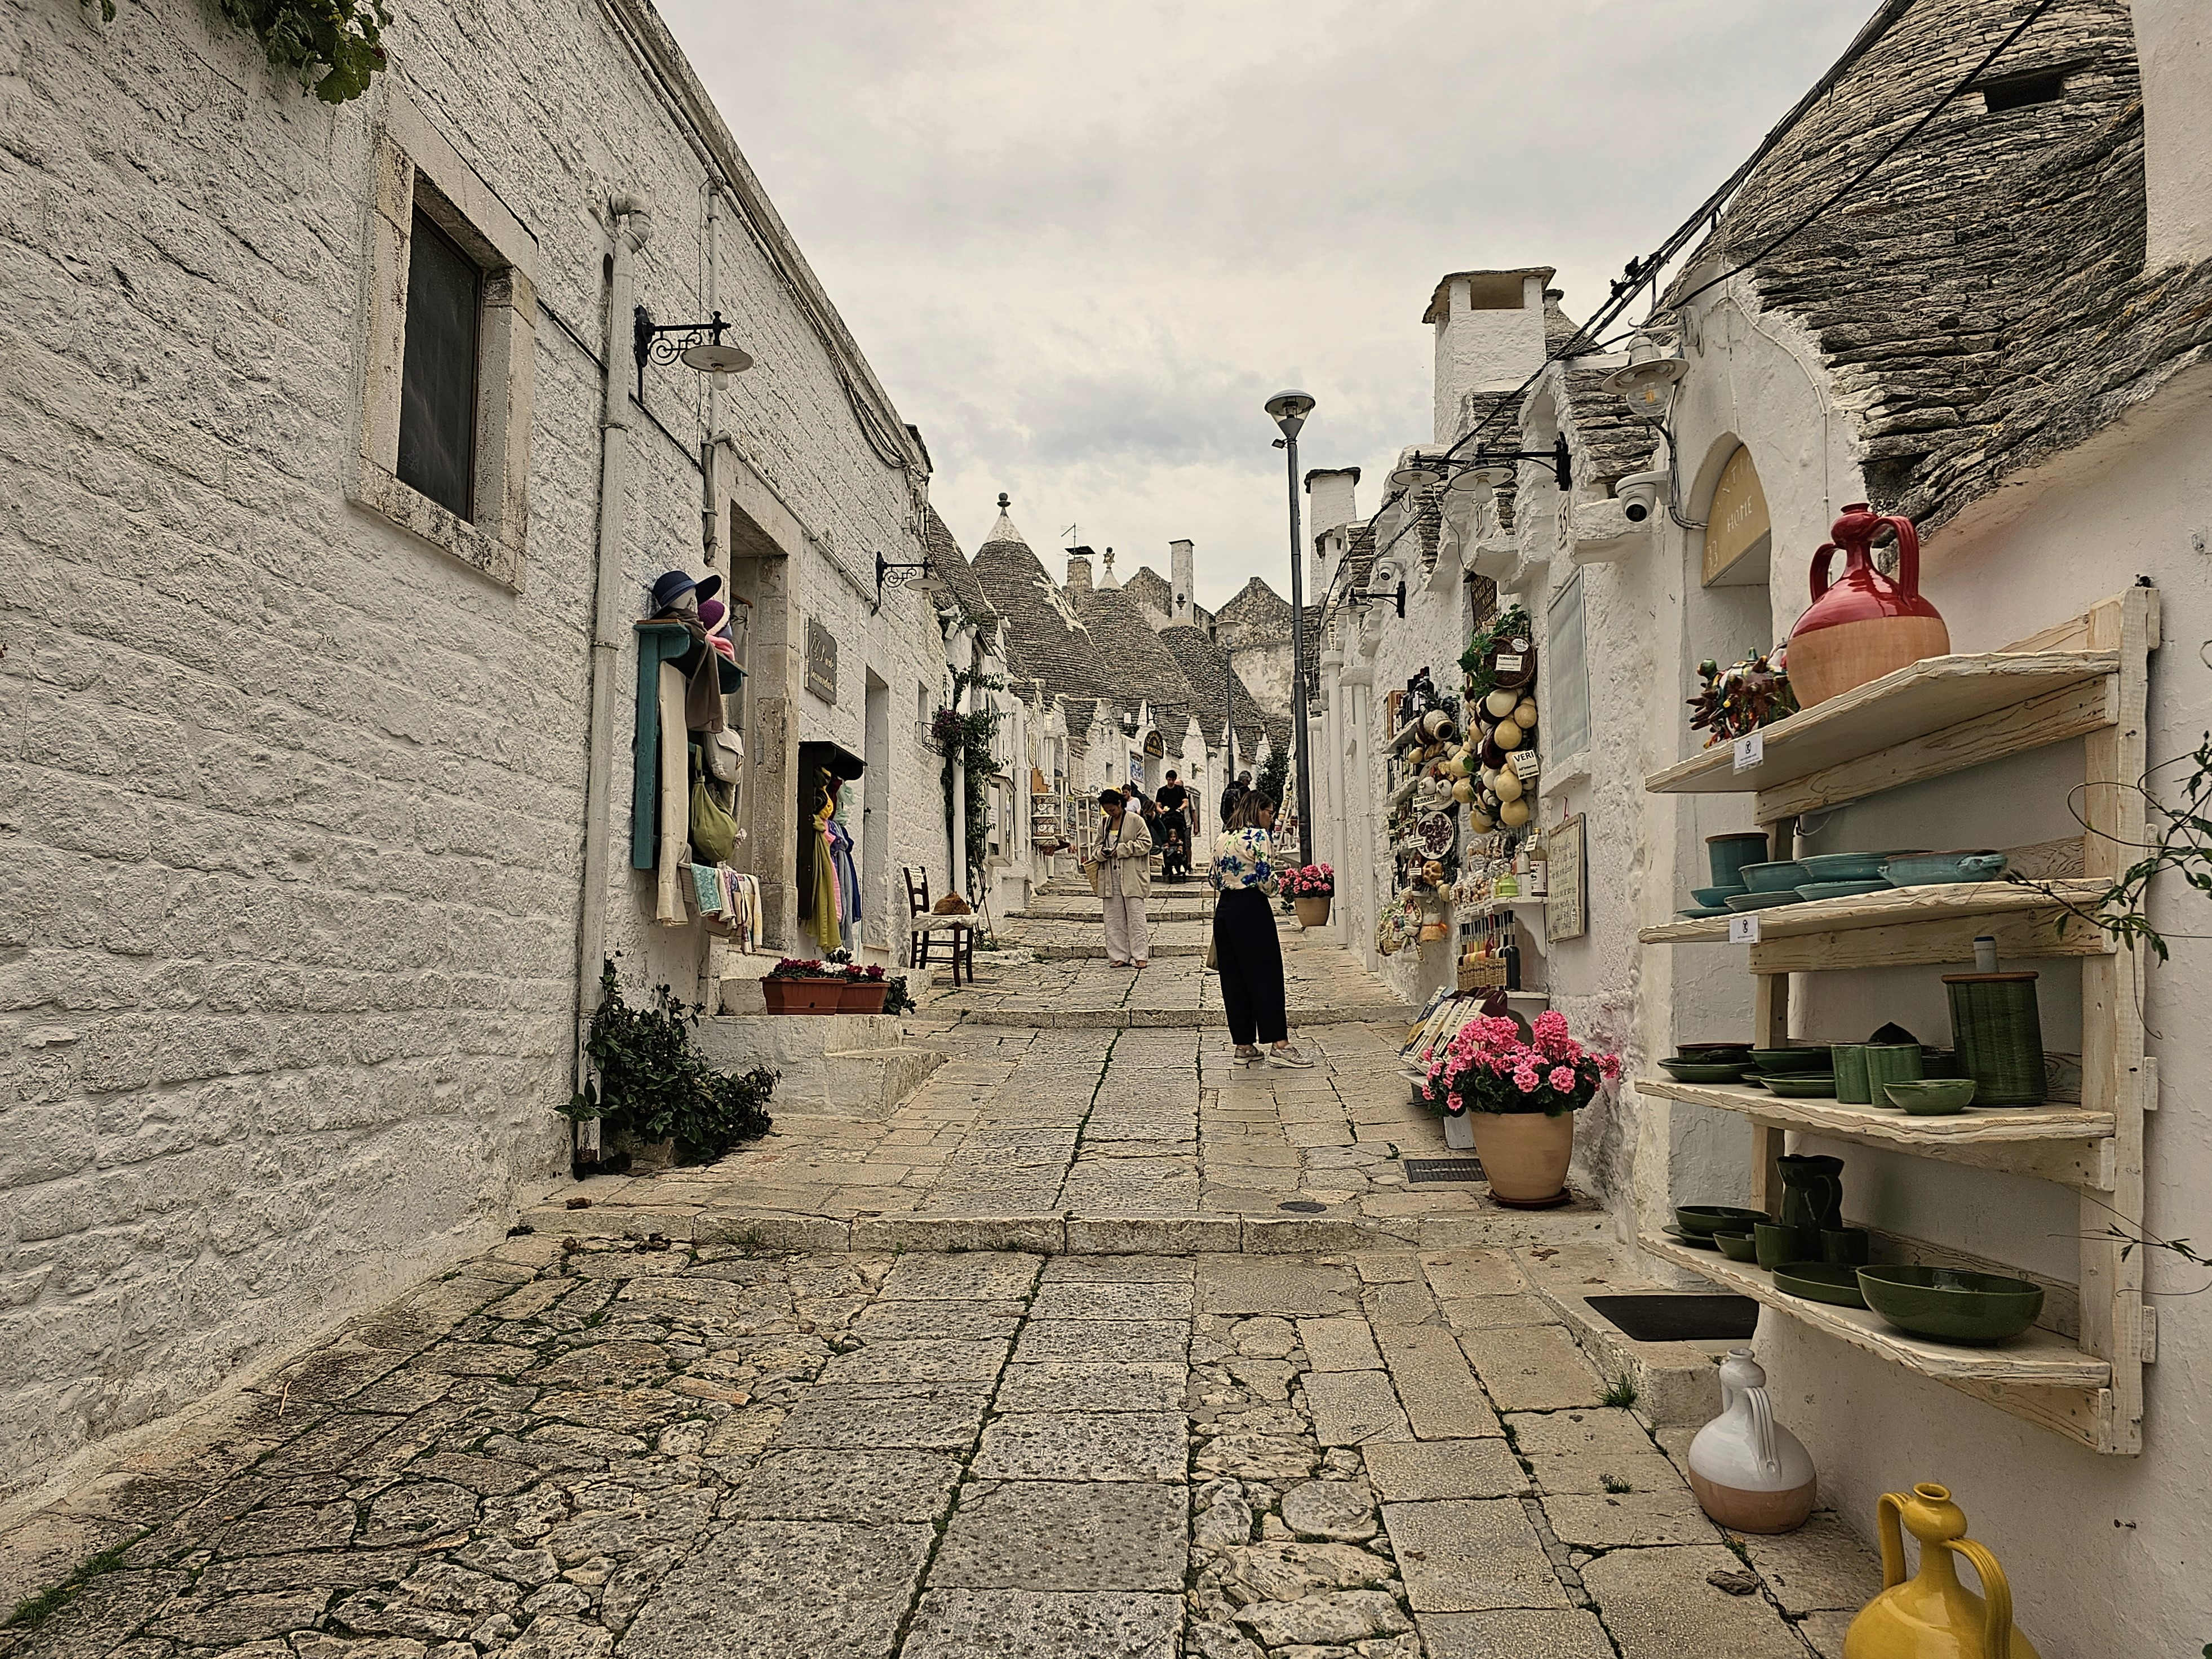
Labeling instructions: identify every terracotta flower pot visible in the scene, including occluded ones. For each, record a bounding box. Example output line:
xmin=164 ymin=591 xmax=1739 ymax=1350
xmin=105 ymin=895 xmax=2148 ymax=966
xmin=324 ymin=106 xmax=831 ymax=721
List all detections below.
xmin=841 ymin=981 xmax=888 ymax=1014
xmin=1293 ymin=895 xmax=1333 ymax=929
xmin=1469 ymin=1110 xmax=1575 ymax=1206
xmin=763 ymin=978 xmax=844 ymax=1014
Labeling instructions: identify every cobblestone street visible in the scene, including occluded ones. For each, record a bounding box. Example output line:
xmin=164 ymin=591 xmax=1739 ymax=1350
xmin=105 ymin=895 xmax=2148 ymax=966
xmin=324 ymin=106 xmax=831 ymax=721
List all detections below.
xmin=3 ymin=892 xmax=1882 ymax=1659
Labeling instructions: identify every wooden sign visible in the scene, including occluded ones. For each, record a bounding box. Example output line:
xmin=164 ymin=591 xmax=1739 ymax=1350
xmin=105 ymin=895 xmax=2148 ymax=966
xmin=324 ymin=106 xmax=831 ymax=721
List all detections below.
xmin=1143 ymin=730 xmax=1164 ymax=757
xmin=804 ymin=618 xmax=837 ymax=703
xmin=1545 ymin=814 xmax=1586 ymax=942
xmin=1702 ymin=445 xmax=1772 ymax=586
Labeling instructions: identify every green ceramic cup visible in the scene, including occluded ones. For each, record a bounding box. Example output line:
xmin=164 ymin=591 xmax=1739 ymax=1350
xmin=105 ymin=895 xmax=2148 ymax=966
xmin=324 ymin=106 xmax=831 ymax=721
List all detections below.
xmin=1863 ymin=1044 xmax=1925 ymax=1105
xmin=1831 ymin=1044 xmax=1871 ymax=1104
xmin=1754 ymin=1222 xmax=1815 ymax=1271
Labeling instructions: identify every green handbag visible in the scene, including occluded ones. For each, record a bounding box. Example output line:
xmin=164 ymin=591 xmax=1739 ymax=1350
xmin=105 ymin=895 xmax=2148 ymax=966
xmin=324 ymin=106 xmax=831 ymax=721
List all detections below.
xmin=688 ymin=744 xmax=739 ymax=866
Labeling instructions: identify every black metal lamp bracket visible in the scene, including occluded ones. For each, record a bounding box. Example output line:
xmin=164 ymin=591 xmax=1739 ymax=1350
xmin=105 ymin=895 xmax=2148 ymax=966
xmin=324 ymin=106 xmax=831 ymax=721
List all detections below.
xmin=1439 ymin=433 xmax=1573 ymax=494
xmin=633 ymin=305 xmax=732 ymax=401
xmin=875 ymin=551 xmax=936 ymax=603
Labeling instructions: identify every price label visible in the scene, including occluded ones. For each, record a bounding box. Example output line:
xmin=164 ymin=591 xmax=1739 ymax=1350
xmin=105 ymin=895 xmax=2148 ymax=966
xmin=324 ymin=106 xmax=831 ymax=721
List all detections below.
xmin=1509 ymin=750 xmax=1541 ymax=779
xmin=1495 ymin=653 xmax=1524 ymax=673
xmin=1731 ymin=732 xmax=1764 ymax=773
xmin=1727 ymin=912 xmax=1762 ymax=945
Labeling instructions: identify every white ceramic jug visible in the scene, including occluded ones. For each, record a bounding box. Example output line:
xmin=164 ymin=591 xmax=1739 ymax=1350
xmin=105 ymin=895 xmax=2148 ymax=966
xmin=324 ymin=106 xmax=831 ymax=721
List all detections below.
xmin=1687 ymin=1347 xmax=1816 ymax=1533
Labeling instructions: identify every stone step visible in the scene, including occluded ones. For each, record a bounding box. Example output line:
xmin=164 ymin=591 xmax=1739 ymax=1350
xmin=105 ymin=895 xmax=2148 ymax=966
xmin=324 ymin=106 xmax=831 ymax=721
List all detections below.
xmin=1030 ymin=942 xmax=1205 ymax=960
xmin=695 ymin=1009 xmax=944 ymax=1121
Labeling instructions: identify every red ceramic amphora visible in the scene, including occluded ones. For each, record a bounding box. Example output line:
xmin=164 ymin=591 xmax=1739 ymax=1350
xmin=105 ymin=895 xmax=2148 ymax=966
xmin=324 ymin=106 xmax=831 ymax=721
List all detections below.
xmin=1785 ymin=503 xmax=1949 ymax=707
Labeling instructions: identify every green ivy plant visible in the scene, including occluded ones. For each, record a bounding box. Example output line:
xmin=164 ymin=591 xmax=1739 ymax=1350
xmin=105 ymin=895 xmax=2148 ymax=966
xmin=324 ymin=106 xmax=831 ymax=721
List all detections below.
xmin=562 ymin=959 xmax=775 ymax=1163
xmin=101 ymin=0 xmax=392 ymax=104
xmin=930 ymin=676 xmax=1004 ymax=887
xmin=1459 ymin=605 xmax=1533 ymax=695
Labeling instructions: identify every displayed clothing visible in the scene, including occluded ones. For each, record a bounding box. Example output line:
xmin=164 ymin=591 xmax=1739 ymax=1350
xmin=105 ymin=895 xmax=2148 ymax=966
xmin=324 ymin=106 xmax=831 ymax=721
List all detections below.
xmin=812 ymin=795 xmax=843 ymax=954
xmin=827 ymin=811 xmax=860 ymax=931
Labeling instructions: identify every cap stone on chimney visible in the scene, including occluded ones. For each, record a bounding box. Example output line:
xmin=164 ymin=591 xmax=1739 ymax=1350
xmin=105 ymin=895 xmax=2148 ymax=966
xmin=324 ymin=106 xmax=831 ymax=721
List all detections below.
xmin=1425 ymin=267 xmax=1553 ymax=446
xmin=1065 ymin=544 xmax=1094 ymax=592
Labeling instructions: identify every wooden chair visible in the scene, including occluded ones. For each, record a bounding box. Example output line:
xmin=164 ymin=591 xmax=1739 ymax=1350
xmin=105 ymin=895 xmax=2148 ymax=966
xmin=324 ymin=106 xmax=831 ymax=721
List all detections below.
xmin=903 ymin=866 xmax=975 ymax=987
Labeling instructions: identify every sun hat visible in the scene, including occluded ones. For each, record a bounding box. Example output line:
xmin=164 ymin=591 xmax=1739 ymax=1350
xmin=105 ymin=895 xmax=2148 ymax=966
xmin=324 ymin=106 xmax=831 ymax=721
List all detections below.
xmin=648 ymin=569 xmax=724 ymax=615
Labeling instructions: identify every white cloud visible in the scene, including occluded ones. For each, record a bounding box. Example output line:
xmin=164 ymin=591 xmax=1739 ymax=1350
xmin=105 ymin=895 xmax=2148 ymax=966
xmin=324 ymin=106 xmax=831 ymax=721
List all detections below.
xmin=664 ymin=0 xmax=1868 ymax=606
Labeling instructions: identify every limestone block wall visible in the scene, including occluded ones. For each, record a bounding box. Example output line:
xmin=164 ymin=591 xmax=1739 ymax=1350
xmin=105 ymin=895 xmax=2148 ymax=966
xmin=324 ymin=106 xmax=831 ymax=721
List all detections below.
xmin=0 ymin=0 xmax=944 ymax=1496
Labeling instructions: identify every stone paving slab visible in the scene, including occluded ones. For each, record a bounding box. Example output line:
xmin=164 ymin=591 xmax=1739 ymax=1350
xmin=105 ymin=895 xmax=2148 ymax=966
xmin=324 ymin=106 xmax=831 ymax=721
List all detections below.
xmin=902 ymin=1589 xmax=1181 ymax=1659
xmin=1417 ymin=1607 xmax=1617 ymax=1659
xmin=618 ymin=1519 xmax=932 ymax=1659
xmin=1380 ymin=1498 xmax=1570 ymax=1612
xmin=1576 ymin=1544 xmax=1807 ymax=1659
xmin=1361 ymin=1438 xmax=1524 ymax=1500
xmin=930 ymin=1481 xmax=1187 ymax=1591
xmin=972 ymin=1413 xmax=1190 ymax=1482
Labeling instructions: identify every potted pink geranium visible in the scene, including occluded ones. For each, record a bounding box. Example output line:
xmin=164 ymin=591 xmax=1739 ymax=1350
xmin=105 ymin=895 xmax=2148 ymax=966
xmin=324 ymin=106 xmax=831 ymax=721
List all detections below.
xmin=1422 ymin=1009 xmax=1620 ymax=1205
xmin=1281 ymin=862 xmax=1336 ymax=929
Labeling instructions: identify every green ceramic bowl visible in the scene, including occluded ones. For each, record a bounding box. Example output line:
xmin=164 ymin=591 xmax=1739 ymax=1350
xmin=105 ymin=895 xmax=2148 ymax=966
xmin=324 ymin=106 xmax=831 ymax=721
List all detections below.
xmin=1883 ymin=1079 xmax=1979 ymax=1115
xmin=1857 ymin=1266 xmax=2043 ymax=1343
xmin=1657 ymin=1058 xmax=1750 ymax=1083
xmin=1690 ymin=885 xmax=1746 ymax=908
xmin=1713 ymin=1230 xmax=1759 ymax=1262
xmin=1749 ymin=1047 xmax=1829 ymax=1073
xmin=1761 ymin=1072 xmax=1838 ymax=1098
xmin=1739 ymin=859 xmax=1811 ymax=893
xmin=1725 ymin=890 xmax=1804 ymax=911
xmin=1774 ymin=1262 xmax=1869 ymax=1307
xmin=1881 ymin=850 xmax=2010 ymax=887
xmin=1798 ymin=851 xmax=1892 ymax=882
xmin=1674 ymin=1204 xmax=1769 ymax=1236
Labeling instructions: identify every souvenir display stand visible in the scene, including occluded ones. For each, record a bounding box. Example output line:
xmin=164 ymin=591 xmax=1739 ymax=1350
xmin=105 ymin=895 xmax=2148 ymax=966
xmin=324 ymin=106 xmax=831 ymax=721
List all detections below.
xmin=1636 ymin=588 xmax=2156 ymax=1455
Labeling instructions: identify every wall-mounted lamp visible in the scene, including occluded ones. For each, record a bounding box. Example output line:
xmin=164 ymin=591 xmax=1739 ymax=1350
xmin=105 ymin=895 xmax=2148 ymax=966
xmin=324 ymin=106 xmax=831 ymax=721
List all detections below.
xmin=1602 ymin=333 xmax=1688 ymax=422
xmin=1431 ymin=435 xmax=1572 ymax=494
xmin=1344 ymin=578 xmax=1407 ymax=619
xmin=875 ymin=551 xmax=943 ymax=604
xmin=633 ymin=306 xmax=752 ymax=401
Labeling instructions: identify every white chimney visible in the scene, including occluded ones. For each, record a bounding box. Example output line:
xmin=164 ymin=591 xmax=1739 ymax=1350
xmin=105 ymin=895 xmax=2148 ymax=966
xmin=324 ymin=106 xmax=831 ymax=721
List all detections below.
xmin=1304 ymin=468 xmax=1359 ymax=598
xmin=1066 ymin=546 xmax=1093 ymax=592
xmin=1170 ymin=539 xmax=1195 ymax=623
xmin=2134 ymin=0 xmax=2212 ymax=267
xmin=1100 ymin=547 xmax=1119 ymax=590
xmin=1427 ymin=268 xmax=1552 ymax=446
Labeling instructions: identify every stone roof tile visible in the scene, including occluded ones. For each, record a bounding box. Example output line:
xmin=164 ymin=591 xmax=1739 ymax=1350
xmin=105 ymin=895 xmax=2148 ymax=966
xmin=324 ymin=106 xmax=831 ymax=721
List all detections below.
xmin=921 ymin=504 xmax=996 ymax=627
xmin=969 ymin=501 xmax=1119 ymax=705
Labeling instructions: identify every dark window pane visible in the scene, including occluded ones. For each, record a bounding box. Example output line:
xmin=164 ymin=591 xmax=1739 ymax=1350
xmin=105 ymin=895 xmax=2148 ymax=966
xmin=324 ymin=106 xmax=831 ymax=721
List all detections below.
xmin=398 ymin=210 xmax=480 ymax=521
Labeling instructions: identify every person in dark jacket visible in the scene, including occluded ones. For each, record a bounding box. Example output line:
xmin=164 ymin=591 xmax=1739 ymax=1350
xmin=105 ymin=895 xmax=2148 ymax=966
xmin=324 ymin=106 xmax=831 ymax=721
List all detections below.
xmin=1219 ymin=769 xmax=1252 ymax=828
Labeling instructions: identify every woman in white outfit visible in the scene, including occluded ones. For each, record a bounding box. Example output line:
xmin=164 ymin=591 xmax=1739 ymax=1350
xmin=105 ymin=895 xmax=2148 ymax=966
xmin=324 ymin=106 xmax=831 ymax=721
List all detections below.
xmin=1092 ymin=787 xmax=1153 ymax=968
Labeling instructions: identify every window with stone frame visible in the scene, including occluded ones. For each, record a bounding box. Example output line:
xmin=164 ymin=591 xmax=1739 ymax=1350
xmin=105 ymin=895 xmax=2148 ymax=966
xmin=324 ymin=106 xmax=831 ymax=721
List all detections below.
xmin=350 ymin=95 xmax=537 ymax=591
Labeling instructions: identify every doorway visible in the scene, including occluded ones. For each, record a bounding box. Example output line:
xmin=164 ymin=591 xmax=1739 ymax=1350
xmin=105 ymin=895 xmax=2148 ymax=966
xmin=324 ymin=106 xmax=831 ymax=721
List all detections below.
xmin=863 ymin=671 xmax=890 ymax=949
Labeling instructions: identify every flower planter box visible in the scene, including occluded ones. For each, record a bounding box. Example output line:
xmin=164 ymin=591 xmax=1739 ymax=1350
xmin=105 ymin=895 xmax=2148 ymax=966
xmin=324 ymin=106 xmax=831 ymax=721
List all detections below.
xmin=763 ymin=978 xmax=845 ymax=1015
xmin=1469 ymin=1111 xmax=1575 ymax=1206
xmin=840 ymin=981 xmax=888 ymax=1014
xmin=1293 ymin=895 xmax=1334 ymax=929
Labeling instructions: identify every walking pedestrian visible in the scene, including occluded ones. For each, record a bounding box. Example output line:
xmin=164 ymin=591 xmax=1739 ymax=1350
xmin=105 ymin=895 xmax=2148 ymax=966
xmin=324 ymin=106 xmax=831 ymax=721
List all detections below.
xmin=1209 ymin=793 xmax=1312 ymax=1067
xmin=1091 ymin=786 xmax=1152 ymax=969
xmin=1220 ymin=769 xmax=1252 ymax=828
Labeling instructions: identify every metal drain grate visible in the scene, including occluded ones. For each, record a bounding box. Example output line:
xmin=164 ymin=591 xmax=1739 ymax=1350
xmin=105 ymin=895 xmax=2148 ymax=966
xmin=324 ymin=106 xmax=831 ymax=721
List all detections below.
xmin=1277 ymin=1200 xmax=1328 ymax=1213
xmin=1403 ymin=1157 xmax=1486 ymax=1184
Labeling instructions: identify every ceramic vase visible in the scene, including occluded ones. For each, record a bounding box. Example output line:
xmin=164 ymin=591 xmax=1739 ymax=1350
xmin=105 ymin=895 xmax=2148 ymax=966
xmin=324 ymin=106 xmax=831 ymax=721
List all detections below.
xmin=1786 ymin=504 xmax=1949 ymax=707
xmin=1468 ymin=1111 xmax=1573 ymax=1206
xmin=1687 ymin=1349 xmax=1816 ymax=1533
xmin=1844 ymin=1483 xmax=2039 ymax=1657
xmin=1295 ymin=895 xmax=1333 ymax=929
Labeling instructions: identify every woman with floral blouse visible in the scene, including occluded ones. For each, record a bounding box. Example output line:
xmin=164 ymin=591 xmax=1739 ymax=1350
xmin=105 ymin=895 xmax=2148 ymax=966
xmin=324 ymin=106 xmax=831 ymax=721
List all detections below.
xmin=1209 ymin=793 xmax=1313 ymax=1067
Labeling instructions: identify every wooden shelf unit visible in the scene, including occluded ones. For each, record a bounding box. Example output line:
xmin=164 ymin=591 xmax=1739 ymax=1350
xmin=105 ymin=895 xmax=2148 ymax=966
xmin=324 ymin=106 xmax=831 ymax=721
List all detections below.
xmin=1639 ymin=589 xmax=2156 ymax=1455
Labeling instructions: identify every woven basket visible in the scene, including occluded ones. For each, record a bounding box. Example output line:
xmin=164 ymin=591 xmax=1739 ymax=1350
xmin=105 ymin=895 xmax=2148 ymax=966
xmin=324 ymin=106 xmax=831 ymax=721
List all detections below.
xmin=1943 ymin=972 xmax=2046 ymax=1104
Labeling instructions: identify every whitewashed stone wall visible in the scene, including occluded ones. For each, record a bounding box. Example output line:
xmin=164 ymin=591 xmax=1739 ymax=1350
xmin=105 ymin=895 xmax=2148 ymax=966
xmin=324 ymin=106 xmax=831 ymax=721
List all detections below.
xmin=0 ymin=0 xmax=946 ymax=1494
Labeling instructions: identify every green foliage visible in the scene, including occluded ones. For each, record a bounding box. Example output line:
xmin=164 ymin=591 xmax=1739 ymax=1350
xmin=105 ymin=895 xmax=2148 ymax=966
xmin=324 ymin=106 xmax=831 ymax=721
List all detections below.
xmin=6 ymin=1542 xmax=139 ymax=1633
xmin=1601 ymin=1372 xmax=1638 ymax=1408
xmin=930 ymin=697 xmax=1003 ymax=888
xmin=1460 ymin=604 xmax=1533 ymax=693
xmin=1256 ymin=743 xmax=1289 ymax=815
xmin=105 ymin=0 xmax=391 ymax=103
xmin=564 ymin=960 xmax=775 ymax=1163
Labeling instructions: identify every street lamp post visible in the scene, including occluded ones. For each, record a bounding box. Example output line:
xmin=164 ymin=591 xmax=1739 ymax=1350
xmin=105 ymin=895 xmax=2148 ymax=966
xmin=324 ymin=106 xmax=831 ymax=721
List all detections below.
xmin=1208 ymin=618 xmax=1236 ymax=832
xmin=1265 ymin=391 xmax=1317 ymax=866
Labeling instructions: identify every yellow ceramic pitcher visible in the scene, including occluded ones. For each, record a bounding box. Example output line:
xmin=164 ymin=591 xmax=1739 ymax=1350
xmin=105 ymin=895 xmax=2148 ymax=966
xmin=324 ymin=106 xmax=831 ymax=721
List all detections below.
xmin=1845 ymin=1483 xmax=2038 ymax=1658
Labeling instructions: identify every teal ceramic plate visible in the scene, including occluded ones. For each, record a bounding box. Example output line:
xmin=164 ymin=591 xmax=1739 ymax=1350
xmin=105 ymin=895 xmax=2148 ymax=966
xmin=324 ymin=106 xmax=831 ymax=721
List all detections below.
xmin=1678 ymin=906 xmax=1733 ymax=919
xmin=1725 ymin=890 xmax=1803 ymax=911
xmin=1881 ymin=850 xmax=2010 ymax=886
xmin=1772 ymin=1262 xmax=1868 ymax=1307
xmin=1761 ymin=1073 xmax=1838 ymax=1098
xmin=1796 ymin=880 xmax=1892 ymax=903
xmin=1749 ymin=1047 xmax=1829 ymax=1072
xmin=1690 ymin=885 xmax=1745 ymax=907
xmin=1798 ymin=851 xmax=1895 ymax=882
xmin=1739 ymin=859 xmax=1811 ymax=893
xmin=1657 ymin=1058 xmax=1751 ymax=1083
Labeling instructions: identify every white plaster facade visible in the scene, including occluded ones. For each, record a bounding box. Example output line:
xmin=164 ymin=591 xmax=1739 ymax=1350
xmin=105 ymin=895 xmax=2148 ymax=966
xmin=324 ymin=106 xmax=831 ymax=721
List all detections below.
xmin=0 ymin=0 xmax=955 ymax=1497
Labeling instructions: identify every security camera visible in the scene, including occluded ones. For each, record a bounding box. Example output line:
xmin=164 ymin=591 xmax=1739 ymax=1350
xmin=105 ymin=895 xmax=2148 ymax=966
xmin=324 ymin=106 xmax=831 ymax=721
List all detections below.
xmin=1616 ymin=469 xmax=1668 ymax=525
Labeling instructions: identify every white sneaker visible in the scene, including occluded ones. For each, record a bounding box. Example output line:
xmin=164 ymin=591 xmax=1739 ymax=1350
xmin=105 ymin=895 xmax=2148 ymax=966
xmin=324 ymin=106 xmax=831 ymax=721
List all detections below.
xmin=1267 ymin=1044 xmax=1315 ymax=1068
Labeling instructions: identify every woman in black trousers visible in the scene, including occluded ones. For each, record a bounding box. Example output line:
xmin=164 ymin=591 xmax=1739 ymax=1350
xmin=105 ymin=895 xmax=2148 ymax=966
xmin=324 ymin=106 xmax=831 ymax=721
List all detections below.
xmin=1209 ymin=794 xmax=1313 ymax=1067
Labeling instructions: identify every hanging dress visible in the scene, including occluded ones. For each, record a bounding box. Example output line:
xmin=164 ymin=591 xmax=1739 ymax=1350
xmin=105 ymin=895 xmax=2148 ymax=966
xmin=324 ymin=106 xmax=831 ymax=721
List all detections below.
xmin=813 ymin=795 xmax=842 ymax=953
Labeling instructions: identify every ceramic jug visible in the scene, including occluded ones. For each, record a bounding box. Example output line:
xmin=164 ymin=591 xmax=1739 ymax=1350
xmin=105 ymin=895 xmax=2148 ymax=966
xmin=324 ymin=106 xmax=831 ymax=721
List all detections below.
xmin=1844 ymin=1483 xmax=2038 ymax=1658
xmin=1787 ymin=504 xmax=1949 ymax=708
xmin=1687 ymin=1349 xmax=1816 ymax=1533
xmin=1776 ymin=1154 xmax=1845 ymax=1230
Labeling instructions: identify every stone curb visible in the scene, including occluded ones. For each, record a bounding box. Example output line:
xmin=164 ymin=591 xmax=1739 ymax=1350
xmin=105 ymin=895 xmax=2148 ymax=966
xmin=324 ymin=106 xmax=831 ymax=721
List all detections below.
xmin=528 ymin=1205 xmax=1612 ymax=1255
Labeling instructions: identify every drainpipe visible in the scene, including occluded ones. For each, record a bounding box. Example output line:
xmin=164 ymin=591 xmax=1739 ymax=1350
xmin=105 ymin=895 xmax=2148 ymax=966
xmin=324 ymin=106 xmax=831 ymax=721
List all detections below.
xmin=575 ymin=196 xmax=653 ymax=1161
xmin=950 ymin=660 xmax=967 ymax=902
xmin=701 ymin=184 xmax=724 ymax=559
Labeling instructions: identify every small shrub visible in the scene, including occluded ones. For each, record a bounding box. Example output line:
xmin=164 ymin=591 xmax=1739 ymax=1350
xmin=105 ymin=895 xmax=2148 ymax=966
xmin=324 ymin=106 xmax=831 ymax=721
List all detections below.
xmin=563 ymin=959 xmax=775 ymax=1163
xmin=1601 ymin=1373 xmax=1639 ymax=1408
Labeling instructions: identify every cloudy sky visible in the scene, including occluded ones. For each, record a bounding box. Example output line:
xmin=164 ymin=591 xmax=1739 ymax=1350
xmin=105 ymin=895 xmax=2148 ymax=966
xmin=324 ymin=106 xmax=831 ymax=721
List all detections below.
xmin=663 ymin=1 xmax=1867 ymax=610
